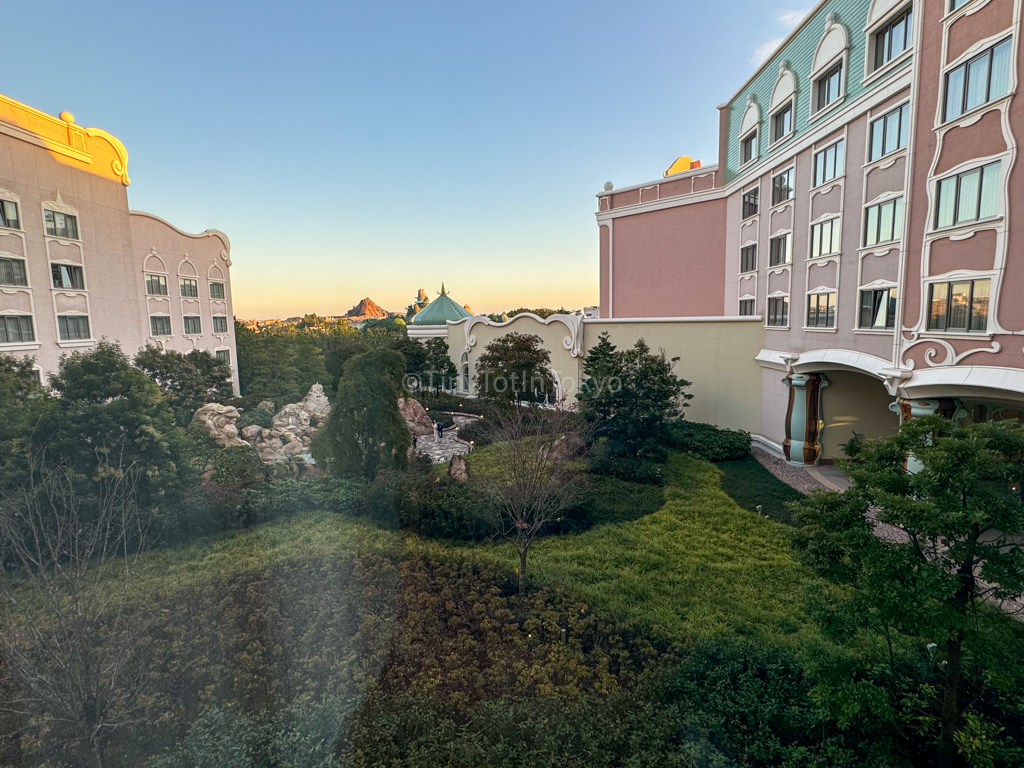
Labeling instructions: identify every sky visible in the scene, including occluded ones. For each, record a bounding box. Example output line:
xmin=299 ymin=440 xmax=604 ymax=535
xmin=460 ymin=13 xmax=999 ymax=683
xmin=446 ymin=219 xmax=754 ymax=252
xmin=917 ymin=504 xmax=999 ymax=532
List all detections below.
xmin=4 ymin=1 xmax=809 ymax=319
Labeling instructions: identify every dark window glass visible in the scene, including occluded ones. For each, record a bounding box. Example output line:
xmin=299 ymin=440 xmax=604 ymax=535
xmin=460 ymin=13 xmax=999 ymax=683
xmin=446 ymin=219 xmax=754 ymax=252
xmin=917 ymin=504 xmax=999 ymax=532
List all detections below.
xmin=740 ymin=245 xmax=757 ymax=273
xmin=210 ymin=282 xmax=226 ymax=299
xmin=859 ymin=288 xmax=898 ymax=329
xmin=739 ymin=299 xmax=756 ymax=316
xmin=44 ymin=210 xmax=79 ymax=239
xmin=769 ymin=233 xmax=792 ymax=266
xmin=806 ymin=293 xmax=836 ymax=328
xmin=813 ymin=140 xmax=845 ymax=187
xmin=57 ymin=315 xmax=90 ymax=341
xmin=950 ymin=0 xmax=971 ymax=9
xmin=869 ymin=103 xmax=910 ymax=161
xmin=150 ymin=316 xmax=172 ymax=336
xmin=815 ymin=62 xmax=843 ymax=111
xmin=213 ymin=316 xmax=229 ymax=334
xmin=0 ymin=257 xmax=28 ymax=286
xmin=180 ymin=278 xmax=199 ymax=298
xmin=767 ymin=296 xmax=789 ymax=327
xmin=926 ymin=279 xmax=990 ymax=332
xmin=771 ymin=169 xmax=794 ymax=205
xmin=0 ymin=200 xmax=20 ymax=230
xmin=0 ymin=315 xmax=35 ymax=344
xmin=215 ymin=349 xmax=231 ymax=365
xmin=742 ymin=188 xmax=759 ymax=219
xmin=771 ymin=103 xmax=793 ymax=142
xmin=51 ymin=263 xmax=85 ymax=290
xmin=146 ymin=274 xmax=168 ymax=296
xmin=741 ymin=131 xmax=757 ymax=164
xmin=183 ymin=315 xmax=202 ymax=335
xmin=874 ymin=8 xmax=913 ymax=70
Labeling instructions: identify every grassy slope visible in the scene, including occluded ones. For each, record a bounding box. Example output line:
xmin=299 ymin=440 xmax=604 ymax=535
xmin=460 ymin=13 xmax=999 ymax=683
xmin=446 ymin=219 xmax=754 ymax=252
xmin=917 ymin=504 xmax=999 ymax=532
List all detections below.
xmin=718 ymin=455 xmax=807 ymax=526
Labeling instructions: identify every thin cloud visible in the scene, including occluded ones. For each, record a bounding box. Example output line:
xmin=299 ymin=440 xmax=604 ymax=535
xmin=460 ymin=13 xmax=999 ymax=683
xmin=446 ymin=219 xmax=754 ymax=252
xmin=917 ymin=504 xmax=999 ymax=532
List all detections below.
xmin=751 ymin=8 xmax=811 ymax=64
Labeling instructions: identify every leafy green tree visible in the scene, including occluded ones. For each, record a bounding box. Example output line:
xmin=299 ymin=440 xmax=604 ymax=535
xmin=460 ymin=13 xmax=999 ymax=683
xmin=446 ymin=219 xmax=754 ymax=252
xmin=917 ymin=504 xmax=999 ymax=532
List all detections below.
xmin=134 ymin=345 xmax=233 ymax=425
xmin=313 ymin=347 xmax=410 ymax=479
xmin=234 ymin=321 xmax=328 ymax=407
xmin=321 ymin=324 xmax=368 ymax=394
xmin=473 ymin=333 xmax=556 ymax=404
xmin=0 ymin=355 xmax=52 ymax=484
xmin=796 ymin=416 xmax=1024 ymax=768
xmin=577 ymin=336 xmax=691 ymax=457
xmin=421 ymin=337 xmax=457 ymax=393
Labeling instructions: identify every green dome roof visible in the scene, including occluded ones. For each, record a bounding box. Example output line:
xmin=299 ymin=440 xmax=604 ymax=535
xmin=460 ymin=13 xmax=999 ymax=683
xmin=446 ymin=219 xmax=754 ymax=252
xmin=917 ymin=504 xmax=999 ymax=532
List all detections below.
xmin=410 ymin=285 xmax=474 ymax=326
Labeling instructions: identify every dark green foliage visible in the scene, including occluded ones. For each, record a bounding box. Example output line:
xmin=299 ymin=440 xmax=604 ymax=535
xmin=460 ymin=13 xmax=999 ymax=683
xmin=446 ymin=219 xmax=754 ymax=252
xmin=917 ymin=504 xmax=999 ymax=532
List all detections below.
xmin=235 ymin=321 xmax=329 ymax=407
xmin=473 ymin=332 xmax=556 ymax=404
xmin=237 ymin=406 xmax=274 ymax=430
xmin=546 ymin=475 xmax=665 ymax=534
xmin=134 ymin=345 xmax=233 ymax=426
xmin=666 ymin=420 xmax=751 ymax=462
xmin=577 ymin=333 xmax=692 ymax=458
xmin=588 ymin=444 xmax=665 ymax=485
xmin=419 ymin=336 xmax=458 ymax=393
xmin=0 ymin=354 xmax=51 ymax=480
xmin=417 ymin=392 xmax=502 ymax=417
xmin=718 ymin=455 xmax=805 ymax=526
xmin=454 ymin=417 xmax=490 ymax=446
xmin=313 ymin=347 xmax=411 ymax=479
xmin=432 ymin=412 xmax=455 ymax=430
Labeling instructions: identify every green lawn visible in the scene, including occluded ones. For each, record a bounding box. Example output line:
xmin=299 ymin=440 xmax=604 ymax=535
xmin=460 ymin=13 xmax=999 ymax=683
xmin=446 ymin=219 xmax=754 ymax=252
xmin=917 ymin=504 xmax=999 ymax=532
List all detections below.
xmin=718 ymin=454 xmax=807 ymax=526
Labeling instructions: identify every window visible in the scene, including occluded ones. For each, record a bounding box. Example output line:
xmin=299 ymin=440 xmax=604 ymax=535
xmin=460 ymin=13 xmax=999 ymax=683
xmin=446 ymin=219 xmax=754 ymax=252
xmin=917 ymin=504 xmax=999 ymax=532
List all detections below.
xmin=950 ymin=0 xmax=972 ymax=8
xmin=739 ymin=298 xmax=756 ymax=316
xmin=0 ymin=200 xmax=20 ymax=230
xmin=150 ymin=316 xmax=172 ymax=336
xmin=935 ymin=162 xmax=1000 ymax=228
xmin=215 ymin=349 xmax=231 ymax=365
xmin=183 ymin=315 xmax=202 ymax=335
xmin=767 ymin=296 xmax=789 ymax=327
xmin=210 ymin=281 xmax=226 ymax=300
xmin=927 ymin=279 xmax=990 ymax=332
xmin=180 ymin=278 xmax=199 ymax=297
xmin=864 ymin=197 xmax=905 ymax=246
xmin=0 ymin=257 xmax=27 ymax=287
xmin=44 ymin=210 xmax=79 ymax=239
xmin=145 ymin=274 xmax=167 ymax=295
xmin=771 ymin=103 xmax=793 ymax=143
xmin=860 ymin=287 xmax=898 ymax=329
xmin=0 ymin=315 xmax=34 ymax=344
xmin=742 ymin=187 xmax=759 ymax=219
xmin=815 ymin=62 xmax=843 ymax=112
xmin=869 ymin=103 xmax=910 ymax=161
xmin=806 ymin=292 xmax=837 ymax=328
xmin=58 ymin=315 xmax=90 ymax=341
xmin=212 ymin=315 xmax=229 ymax=334
xmin=814 ymin=140 xmax=845 ymax=187
xmin=944 ymin=39 xmax=1012 ymax=122
xmin=51 ymin=263 xmax=85 ymax=290
xmin=740 ymin=245 xmax=757 ymax=273
xmin=810 ymin=217 xmax=842 ymax=258
xmin=769 ymin=233 xmax=792 ymax=266
xmin=740 ymin=130 xmax=758 ymax=165
xmin=873 ymin=7 xmax=913 ymax=70
xmin=771 ymin=168 xmax=794 ymax=205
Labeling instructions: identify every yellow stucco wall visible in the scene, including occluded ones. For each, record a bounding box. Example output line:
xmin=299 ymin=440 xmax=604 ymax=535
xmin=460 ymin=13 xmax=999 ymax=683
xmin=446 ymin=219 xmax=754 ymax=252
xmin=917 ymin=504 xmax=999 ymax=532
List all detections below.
xmin=819 ymin=370 xmax=899 ymax=460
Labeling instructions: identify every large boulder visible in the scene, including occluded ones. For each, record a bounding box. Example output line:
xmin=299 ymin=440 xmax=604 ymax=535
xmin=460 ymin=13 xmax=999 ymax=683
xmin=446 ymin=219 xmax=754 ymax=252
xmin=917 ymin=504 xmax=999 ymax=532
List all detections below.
xmin=448 ymin=454 xmax=470 ymax=483
xmin=398 ymin=397 xmax=434 ymax=436
xmin=191 ymin=403 xmax=247 ymax=448
xmin=298 ymin=383 xmax=331 ymax=422
xmin=272 ymin=404 xmax=313 ymax=436
xmin=240 ymin=424 xmax=263 ymax=444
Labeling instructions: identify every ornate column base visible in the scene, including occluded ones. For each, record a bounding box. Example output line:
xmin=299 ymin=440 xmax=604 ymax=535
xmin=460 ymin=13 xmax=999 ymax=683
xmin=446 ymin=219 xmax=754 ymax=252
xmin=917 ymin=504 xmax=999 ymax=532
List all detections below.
xmin=783 ymin=373 xmax=829 ymax=466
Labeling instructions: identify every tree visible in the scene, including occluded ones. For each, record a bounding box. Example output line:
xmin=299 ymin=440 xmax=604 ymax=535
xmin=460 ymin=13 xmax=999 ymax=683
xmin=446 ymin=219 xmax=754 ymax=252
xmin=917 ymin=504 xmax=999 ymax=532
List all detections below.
xmin=134 ymin=345 xmax=233 ymax=426
xmin=576 ymin=335 xmax=691 ymax=457
xmin=795 ymin=416 xmax=1024 ymax=768
xmin=0 ymin=355 xmax=52 ymax=482
xmin=0 ymin=463 xmax=156 ymax=768
xmin=479 ymin=406 xmax=584 ymax=621
xmin=321 ymin=324 xmax=369 ymax=394
xmin=234 ymin=321 xmax=328 ymax=407
xmin=421 ymin=337 xmax=457 ymax=393
xmin=312 ymin=347 xmax=411 ymax=480
xmin=473 ymin=333 xmax=556 ymax=404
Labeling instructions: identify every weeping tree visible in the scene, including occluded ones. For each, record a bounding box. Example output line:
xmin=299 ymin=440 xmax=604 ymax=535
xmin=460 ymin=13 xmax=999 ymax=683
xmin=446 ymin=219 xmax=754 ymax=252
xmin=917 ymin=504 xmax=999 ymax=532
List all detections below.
xmin=795 ymin=416 xmax=1024 ymax=768
xmin=312 ymin=347 xmax=410 ymax=480
xmin=0 ymin=462 xmax=156 ymax=768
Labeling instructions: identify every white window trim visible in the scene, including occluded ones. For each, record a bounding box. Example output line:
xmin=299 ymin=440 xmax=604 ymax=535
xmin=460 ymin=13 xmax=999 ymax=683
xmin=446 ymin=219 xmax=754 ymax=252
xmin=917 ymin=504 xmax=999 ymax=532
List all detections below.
xmin=769 ymin=165 xmax=796 ymax=208
xmin=0 ymin=252 xmax=31 ymax=288
xmin=808 ymin=214 xmax=843 ymax=260
xmin=938 ymin=31 xmax=1017 ymax=127
xmin=55 ymin=311 xmax=93 ymax=347
xmin=0 ymin=311 xmax=39 ymax=350
xmin=765 ymin=292 xmax=791 ymax=330
xmin=921 ymin=271 xmax=997 ymax=337
xmin=863 ymin=3 xmax=914 ymax=82
xmin=182 ymin=315 xmax=203 ymax=337
xmin=804 ymin=287 xmax=839 ymax=332
xmin=739 ymin=127 xmax=759 ymax=169
xmin=809 ymin=16 xmax=849 ymax=123
xmin=769 ymin=99 xmax=796 ymax=147
xmin=928 ymin=156 xmax=1006 ymax=234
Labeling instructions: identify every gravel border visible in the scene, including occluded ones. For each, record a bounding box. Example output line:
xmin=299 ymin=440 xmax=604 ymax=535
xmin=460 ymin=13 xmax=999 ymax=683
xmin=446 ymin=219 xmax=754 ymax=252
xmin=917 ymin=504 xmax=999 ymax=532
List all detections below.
xmin=751 ymin=447 xmax=831 ymax=494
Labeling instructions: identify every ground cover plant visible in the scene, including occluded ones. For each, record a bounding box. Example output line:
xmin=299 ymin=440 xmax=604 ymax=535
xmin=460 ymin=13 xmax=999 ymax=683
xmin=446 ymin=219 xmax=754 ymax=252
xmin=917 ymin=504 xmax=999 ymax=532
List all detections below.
xmin=718 ymin=454 xmax=806 ymax=526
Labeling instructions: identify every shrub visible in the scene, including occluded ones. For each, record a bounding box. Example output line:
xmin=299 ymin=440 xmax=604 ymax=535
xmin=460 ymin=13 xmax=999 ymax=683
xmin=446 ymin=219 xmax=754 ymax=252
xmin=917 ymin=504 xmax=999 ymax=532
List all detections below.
xmin=413 ymin=479 xmax=493 ymax=541
xmin=454 ymin=417 xmax=491 ymax=446
xmin=588 ymin=451 xmax=664 ymax=485
xmin=665 ymin=420 xmax=750 ymax=462
xmin=238 ymin=407 xmax=274 ymax=430
xmin=432 ymin=412 xmax=456 ymax=430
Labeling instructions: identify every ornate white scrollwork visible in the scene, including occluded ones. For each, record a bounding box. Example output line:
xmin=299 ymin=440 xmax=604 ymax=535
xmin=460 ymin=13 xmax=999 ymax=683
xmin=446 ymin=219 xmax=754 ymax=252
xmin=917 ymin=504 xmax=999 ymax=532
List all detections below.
xmin=902 ymin=336 xmax=1002 ymax=369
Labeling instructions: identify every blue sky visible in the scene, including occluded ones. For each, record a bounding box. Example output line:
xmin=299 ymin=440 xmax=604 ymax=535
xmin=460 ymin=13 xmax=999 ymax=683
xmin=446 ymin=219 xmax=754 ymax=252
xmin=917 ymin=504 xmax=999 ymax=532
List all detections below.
xmin=5 ymin=1 xmax=809 ymax=318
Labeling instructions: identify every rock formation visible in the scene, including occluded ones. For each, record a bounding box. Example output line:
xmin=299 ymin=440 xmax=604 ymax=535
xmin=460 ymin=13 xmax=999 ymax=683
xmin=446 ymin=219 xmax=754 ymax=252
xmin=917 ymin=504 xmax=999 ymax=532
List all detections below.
xmin=191 ymin=403 xmax=247 ymax=448
xmin=345 ymin=297 xmax=389 ymax=321
xmin=447 ymin=454 xmax=470 ymax=482
xmin=398 ymin=397 xmax=435 ymax=436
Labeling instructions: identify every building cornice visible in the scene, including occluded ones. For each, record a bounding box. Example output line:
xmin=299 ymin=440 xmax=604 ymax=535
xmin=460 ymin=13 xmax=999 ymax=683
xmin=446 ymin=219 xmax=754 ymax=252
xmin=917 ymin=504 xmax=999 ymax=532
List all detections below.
xmin=129 ymin=210 xmax=232 ymax=256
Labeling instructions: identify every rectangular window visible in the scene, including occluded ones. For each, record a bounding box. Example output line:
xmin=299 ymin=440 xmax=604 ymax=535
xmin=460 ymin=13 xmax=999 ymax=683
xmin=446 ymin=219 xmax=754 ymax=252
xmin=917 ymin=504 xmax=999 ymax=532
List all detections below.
xmin=146 ymin=274 xmax=168 ymax=296
xmin=935 ymin=162 xmax=1000 ymax=228
xmin=740 ymin=244 xmax=757 ymax=273
xmin=815 ymin=62 xmax=843 ymax=112
xmin=0 ymin=257 xmax=28 ymax=286
xmin=150 ymin=315 xmax=172 ymax=337
xmin=0 ymin=200 xmax=20 ymax=230
xmin=771 ymin=103 xmax=793 ymax=142
xmin=44 ymin=210 xmax=79 ymax=240
xmin=927 ymin=279 xmax=990 ymax=332
xmin=215 ymin=349 xmax=231 ymax=365
xmin=51 ymin=263 xmax=85 ymax=290
xmin=814 ymin=140 xmax=845 ymax=187
xmin=771 ymin=168 xmax=794 ymax=205
xmin=742 ymin=187 xmax=759 ymax=219
xmin=806 ymin=292 xmax=837 ymax=328
xmin=864 ymin=197 xmax=905 ymax=246
xmin=769 ymin=233 xmax=792 ymax=267
xmin=944 ymin=38 xmax=1012 ymax=122
xmin=0 ymin=315 xmax=35 ymax=344
xmin=874 ymin=8 xmax=913 ymax=70
xmin=183 ymin=315 xmax=202 ymax=335
xmin=810 ymin=217 xmax=842 ymax=258
xmin=741 ymin=131 xmax=757 ymax=164
xmin=767 ymin=296 xmax=789 ymax=327
xmin=209 ymin=281 xmax=226 ymax=300
xmin=859 ymin=288 xmax=898 ymax=329
xmin=739 ymin=298 xmax=756 ymax=316
xmin=950 ymin=0 xmax=972 ymax=8
xmin=212 ymin=315 xmax=229 ymax=334
xmin=179 ymin=278 xmax=199 ymax=298
xmin=57 ymin=315 xmax=90 ymax=341
xmin=869 ymin=103 xmax=910 ymax=162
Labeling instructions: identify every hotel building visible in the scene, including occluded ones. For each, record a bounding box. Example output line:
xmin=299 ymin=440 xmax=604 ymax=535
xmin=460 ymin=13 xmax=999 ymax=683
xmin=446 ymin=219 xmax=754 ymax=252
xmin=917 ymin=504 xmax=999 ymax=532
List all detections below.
xmin=593 ymin=0 xmax=1024 ymax=463
xmin=0 ymin=92 xmax=238 ymax=392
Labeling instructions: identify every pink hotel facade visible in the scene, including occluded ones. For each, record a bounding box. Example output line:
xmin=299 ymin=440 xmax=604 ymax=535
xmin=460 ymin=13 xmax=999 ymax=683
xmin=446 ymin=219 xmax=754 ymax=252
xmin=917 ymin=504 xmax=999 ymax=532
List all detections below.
xmin=0 ymin=92 xmax=238 ymax=392
xmin=595 ymin=0 xmax=1024 ymax=464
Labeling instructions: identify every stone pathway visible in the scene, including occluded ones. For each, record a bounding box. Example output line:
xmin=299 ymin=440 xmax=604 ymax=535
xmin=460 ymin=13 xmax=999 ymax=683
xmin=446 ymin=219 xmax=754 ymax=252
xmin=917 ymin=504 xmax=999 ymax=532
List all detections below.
xmin=412 ymin=414 xmax=476 ymax=464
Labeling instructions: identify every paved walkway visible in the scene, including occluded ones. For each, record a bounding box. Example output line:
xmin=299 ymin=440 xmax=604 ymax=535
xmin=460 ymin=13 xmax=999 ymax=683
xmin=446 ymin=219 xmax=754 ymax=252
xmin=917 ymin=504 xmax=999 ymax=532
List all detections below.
xmin=412 ymin=414 xmax=476 ymax=464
